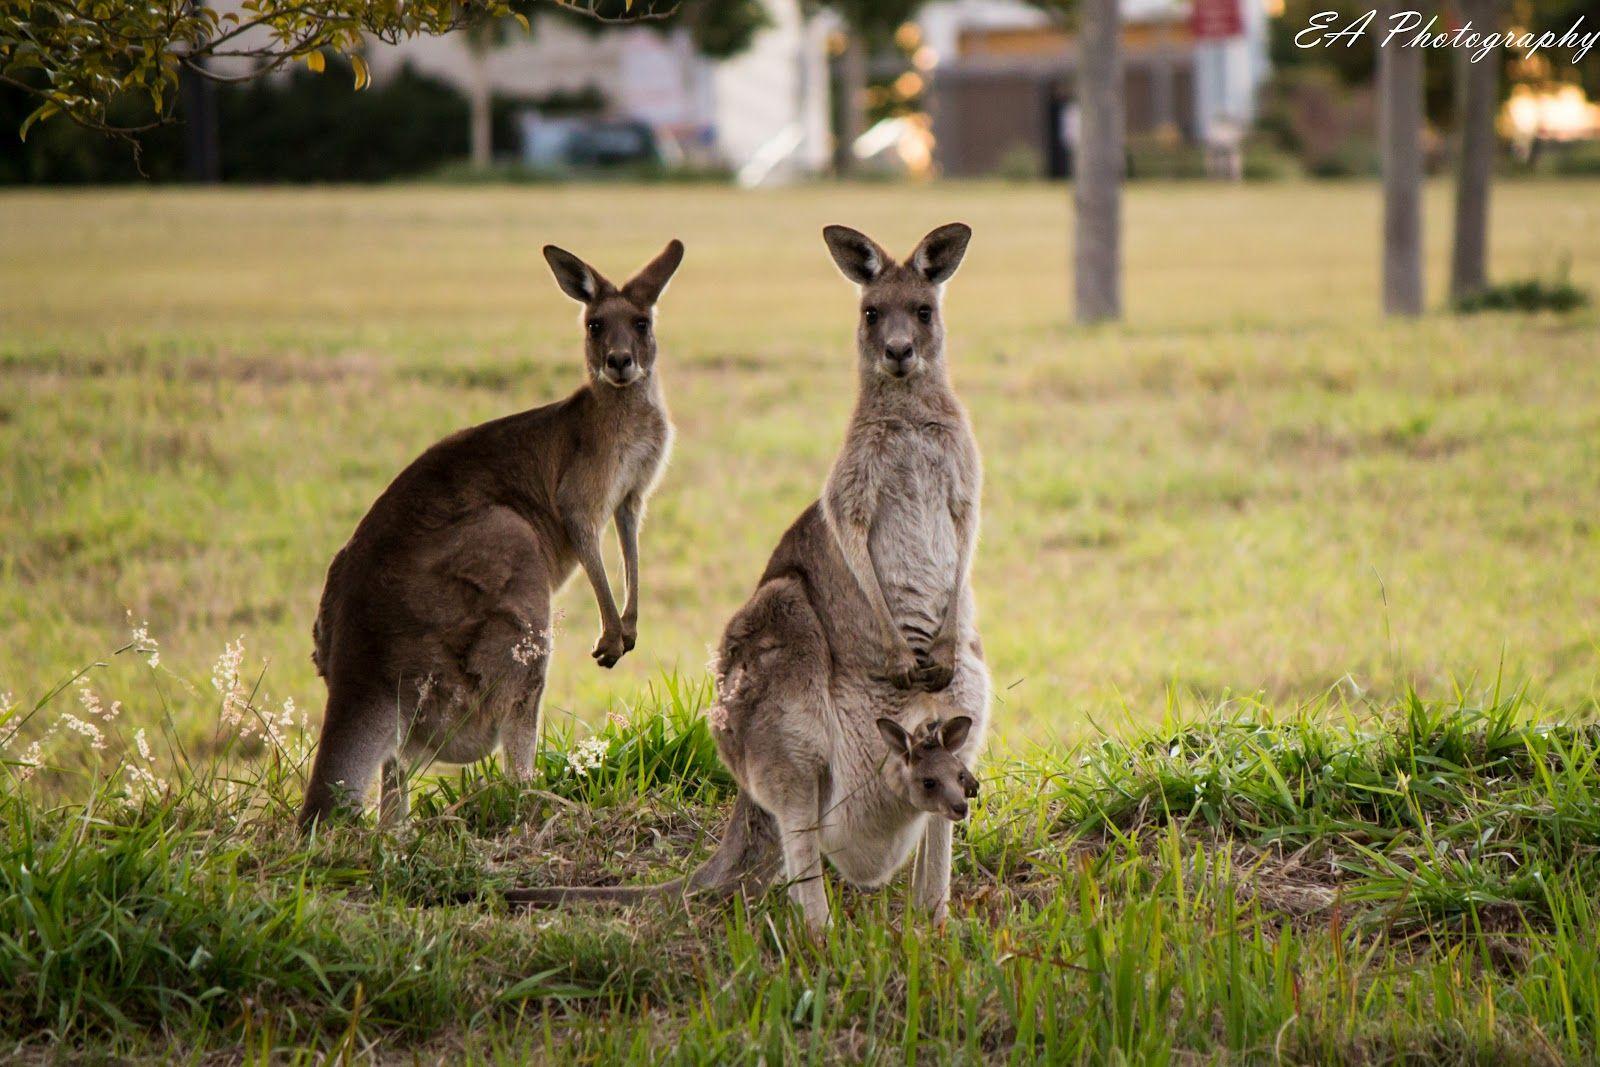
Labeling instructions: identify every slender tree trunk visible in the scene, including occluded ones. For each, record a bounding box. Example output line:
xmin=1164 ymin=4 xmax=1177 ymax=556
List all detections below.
xmin=180 ymin=0 xmax=219 ymax=182
xmin=1451 ymin=0 xmax=1499 ymax=303
xmin=467 ymin=27 xmax=493 ymax=169
xmin=1074 ymin=0 xmax=1123 ymax=323
xmin=180 ymin=60 xmax=220 ymax=182
xmin=1378 ymin=0 xmax=1424 ymax=316
xmin=835 ymin=36 xmax=867 ymax=176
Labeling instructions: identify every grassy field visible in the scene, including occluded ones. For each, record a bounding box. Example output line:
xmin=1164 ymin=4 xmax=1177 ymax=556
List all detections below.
xmin=4 ymin=181 xmax=1600 ymax=743
xmin=3 ymin=179 xmax=1600 ymax=1061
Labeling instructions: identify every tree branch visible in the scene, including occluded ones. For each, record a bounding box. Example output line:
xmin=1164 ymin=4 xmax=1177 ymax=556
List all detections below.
xmin=1 ymin=0 xmax=684 ymax=136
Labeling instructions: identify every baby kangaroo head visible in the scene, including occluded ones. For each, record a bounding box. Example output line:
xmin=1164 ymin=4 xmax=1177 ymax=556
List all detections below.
xmin=543 ymin=239 xmax=685 ymax=389
xmin=822 ymin=223 xmax=972 ymax=382
xmin=876 ymin=714 xmax=980 ymax=821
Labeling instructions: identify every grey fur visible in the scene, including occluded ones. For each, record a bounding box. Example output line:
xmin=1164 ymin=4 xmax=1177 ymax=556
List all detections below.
xmin=509 ymin=224 xmax=990 ymax=932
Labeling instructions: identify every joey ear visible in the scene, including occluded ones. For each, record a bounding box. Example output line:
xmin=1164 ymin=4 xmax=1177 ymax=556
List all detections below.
xmin=940 ymin=716 xmax=973 ymax=753
xmin=622 ymin=238 xmax=685 ymax=307
xmin=543 ymin=245 xmax=611 ymax=304
xmin=823 ymin=225 xmax=891 ymax=285
xmin=876 ymin=717 xmax=913 ymax=759
xmin=908 ymin=223 xmax=972 ymax=284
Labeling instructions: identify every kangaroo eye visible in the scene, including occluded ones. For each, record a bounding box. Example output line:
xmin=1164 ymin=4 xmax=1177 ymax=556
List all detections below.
xmin=922 ymin=778 xmax=937 ymax=791
xmin=863 ymin=307 xmax=879 ymax=326
xmin=586 ymin=321 xmax=602 ymax=337
xmin=917 ymin=306 xmax=933 ymax=323
xmin=634 ymin=318 xmax=650 ymax=333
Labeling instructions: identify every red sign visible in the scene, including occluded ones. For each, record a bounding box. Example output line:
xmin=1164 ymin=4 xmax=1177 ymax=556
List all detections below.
xmin=1189 ymin=0 xmax=1244 ymax=40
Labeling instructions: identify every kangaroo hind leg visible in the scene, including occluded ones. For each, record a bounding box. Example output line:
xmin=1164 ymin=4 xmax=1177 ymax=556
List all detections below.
xmin=300 ymin=690 xmax=399 ymax=830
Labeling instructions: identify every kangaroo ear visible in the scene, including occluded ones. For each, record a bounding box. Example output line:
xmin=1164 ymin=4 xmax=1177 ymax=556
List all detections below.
xmin=876 ymin=717 xmax=913 ymax=759
xmin=622 ymin=239 xmax=685 ymax=307
xmin=940 ymin=716 xmax=973 ymax=753
xmin=823 ymin=225 xmax=891 ymax=285
xmin=543 ymin=245 xmax=611 ymax=304
xmin=909 ymin=223 xmax=972 ymax=284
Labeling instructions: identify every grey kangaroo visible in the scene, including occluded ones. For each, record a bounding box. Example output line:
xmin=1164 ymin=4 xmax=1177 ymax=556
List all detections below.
xmin=508 ymin=224 xmax=990 ymax=931
xmin=299 ymin=240 xmax=683 ymax=829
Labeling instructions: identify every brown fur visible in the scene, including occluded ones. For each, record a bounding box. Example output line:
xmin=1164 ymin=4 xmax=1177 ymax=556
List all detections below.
xmin=299 ymin=240 xmax=684 ymax=829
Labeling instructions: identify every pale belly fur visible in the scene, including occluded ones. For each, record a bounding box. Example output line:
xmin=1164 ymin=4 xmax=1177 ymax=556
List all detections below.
xmin=822 ymin=811 xmax=928 ymax=887
xmin=869 ymin=477 xmax=959 ymax=650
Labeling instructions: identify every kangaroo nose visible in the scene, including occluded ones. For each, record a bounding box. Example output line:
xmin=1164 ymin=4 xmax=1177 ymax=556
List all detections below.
xmin=606 ymin=352 xmax=634 ymax=373
xmin=884 ymin=342 xmax=915 ymax=375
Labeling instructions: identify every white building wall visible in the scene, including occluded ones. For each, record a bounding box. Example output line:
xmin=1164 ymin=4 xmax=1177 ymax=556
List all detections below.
xmin=360 ymin=0 xmax=829 ymax=175
xmin=711 ymin=0 xmax=832 ymax=179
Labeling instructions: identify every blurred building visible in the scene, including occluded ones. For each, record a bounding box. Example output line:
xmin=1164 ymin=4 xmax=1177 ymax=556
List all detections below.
xmin=362 ymin=0 xmax=831 ymax=182
xmin=920 ymin=0 xmax=1270 ymax=177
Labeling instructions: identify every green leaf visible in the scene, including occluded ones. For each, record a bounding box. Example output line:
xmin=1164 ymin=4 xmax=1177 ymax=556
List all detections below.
xmin=18 ymin=100 xmax=57 ymax=142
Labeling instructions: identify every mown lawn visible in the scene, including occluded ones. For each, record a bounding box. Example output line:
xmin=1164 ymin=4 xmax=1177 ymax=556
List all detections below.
xmin=3 ymin=179 xmax=1600 ymax=1061
xmin=2 ymin=181 xmax=1598 ymax=744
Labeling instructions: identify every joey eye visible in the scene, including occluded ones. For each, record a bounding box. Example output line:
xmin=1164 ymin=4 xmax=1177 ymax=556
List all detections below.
xmin=863 ymin=307 xmax=879 ymax=326
xmin=634 ymin=318 xmax=650 ymax=334
xmin=917 ymin=305 xmax=933 ymax=324
xmin=586 ymin=320 xmax=602 ymax=337
xmin=922 ymin=778 xmax=937 ymax=791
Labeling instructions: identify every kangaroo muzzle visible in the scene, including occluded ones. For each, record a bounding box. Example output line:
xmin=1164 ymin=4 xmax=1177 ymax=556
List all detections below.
xmin=881 ymin=340 xmax=917 ymax=378
xmin=603 ymin=350 xmax=639 ymax=386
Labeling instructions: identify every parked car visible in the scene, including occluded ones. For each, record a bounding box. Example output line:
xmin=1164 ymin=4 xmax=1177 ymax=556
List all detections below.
xmin=517 ymin=115 xmax=662 ymax=170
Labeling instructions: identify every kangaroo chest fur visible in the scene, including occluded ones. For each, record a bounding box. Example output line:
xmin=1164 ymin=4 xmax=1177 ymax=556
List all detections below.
xmin=608 ymin=398 xmax=672 ymax=505
xmin=868 ymin=418 xmax=966 ymax=647
xmin=563 ymin=396 xmax=671 ymax=553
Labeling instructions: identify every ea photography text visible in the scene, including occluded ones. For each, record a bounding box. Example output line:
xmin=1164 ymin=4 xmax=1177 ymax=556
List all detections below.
xmin=1297 ymin=9 xmax=1599 ymax=64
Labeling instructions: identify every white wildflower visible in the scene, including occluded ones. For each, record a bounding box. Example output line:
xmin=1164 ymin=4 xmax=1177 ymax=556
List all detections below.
xmin=569 ymin=736 xmax=609 ymax=777
xmin=212 ymin=636 xmax=248 ymax=731
xmin=127 ymin=613 xmax=160 ymax=668
xmin=0 ymin=691 xmax=16 ymax=752
xmin=78 ymin=683 xmax=121 ymax=725
xmin=16 ymin=737 xmax=47 ymax=782
xmin=511 ymin=623 xmax=552 ymax=666
xmin=61 ymin=712 xmax=105 ymax=750
xmin=126 ymin=728 xmax=166 ymax=795
xmin=262 ymin=695 xmax=301 ymax=750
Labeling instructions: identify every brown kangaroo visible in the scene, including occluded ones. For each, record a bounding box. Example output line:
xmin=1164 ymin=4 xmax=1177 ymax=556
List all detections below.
xmin=299 ymin=240 xmax=683 ymax=829
xmin=506 ymin=224 xmax=989 ymax=931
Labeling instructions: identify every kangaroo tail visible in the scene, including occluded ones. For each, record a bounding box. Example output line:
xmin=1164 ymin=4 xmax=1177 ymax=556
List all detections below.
xmin=502 ymin=878 xmax=689 ymax=909
xmin=501 ymin=791 xmax=782 ymax=909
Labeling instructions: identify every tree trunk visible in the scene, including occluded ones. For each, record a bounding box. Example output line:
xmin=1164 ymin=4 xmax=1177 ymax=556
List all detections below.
xmin=835 ymin=36 xmax=867 ymax=176
xmin=1450 ymin=0 xmax=1499 ymax=303
xmin=180 ymin=0 xmax=219 ymax=183
xmin=179 ymin=60 xmax=220 ymax=183
xmin=1074 ymin=0 xmax=1123 ymax=323
xmin=467 ymin=28 xmax=493 ymax=169
xmin=1378 ymin=0 xmax=1424 ymax=316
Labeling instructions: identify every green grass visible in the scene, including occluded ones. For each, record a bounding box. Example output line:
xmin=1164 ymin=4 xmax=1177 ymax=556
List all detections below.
xmin=5 ymin=666 xmax=1600 ymax=1062
xmin=4 ymin=180 xmax=1600 ymax=1060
